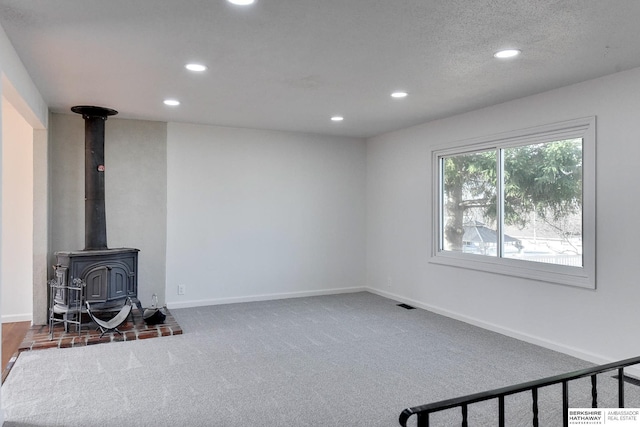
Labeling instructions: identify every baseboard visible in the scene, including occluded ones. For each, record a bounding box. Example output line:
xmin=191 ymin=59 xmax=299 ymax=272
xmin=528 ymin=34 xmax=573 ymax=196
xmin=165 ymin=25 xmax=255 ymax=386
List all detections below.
xmin=365 ymin=287 xmax=640 ymax=378
xmin=166 ymin=286 xmax=367 ymax=309
xmin=2 ymin=313 xmax=33 ymax=323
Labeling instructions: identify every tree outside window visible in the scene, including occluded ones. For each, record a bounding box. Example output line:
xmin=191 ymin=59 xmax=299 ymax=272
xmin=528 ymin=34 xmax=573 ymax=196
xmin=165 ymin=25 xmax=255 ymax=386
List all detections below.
xmin=440 ymin=139 xmax=583 ymax=267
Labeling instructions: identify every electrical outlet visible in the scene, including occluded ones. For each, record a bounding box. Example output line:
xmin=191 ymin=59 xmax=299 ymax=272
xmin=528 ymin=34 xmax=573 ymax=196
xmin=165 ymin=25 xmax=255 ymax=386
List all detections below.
xmin=177 ymin=284 xmax=186 ymax=295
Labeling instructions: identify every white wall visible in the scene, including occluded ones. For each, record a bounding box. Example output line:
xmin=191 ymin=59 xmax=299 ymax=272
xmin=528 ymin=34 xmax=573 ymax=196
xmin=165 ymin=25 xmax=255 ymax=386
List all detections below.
xmin=0 ymin=21 xmax=48 ymax=423
xmin=166 ymin=123 xmax=366 ymax=307
xmin=366 ymin=66 xmax=640 ymax=367
xmin=0 ymin=27 xmax=48 ymax=129
xmin=49 ymin=114 xmax=167 ymax=308
xmin=1 ymin=97 xmax=33 ymax=322
xmin=32 ymin=126 xmax=48 ymax=325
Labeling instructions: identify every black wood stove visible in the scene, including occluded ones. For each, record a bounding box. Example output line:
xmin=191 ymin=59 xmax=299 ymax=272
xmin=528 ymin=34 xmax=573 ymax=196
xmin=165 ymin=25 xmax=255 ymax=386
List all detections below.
xmin=52 ymin=106 xmax=142 ymax=315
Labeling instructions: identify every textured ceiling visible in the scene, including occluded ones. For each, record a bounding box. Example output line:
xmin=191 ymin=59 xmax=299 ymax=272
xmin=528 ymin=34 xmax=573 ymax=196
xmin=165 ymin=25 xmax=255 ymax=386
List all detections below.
xmin=1 ymin=0 xmax=640 ymax=138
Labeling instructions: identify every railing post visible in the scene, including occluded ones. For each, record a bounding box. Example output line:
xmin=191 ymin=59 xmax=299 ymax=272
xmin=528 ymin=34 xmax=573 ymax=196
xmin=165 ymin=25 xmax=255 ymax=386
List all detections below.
xmin=499 ymin=396 xmax=505 ymax=427
xmin=563 ymin=380 xmax=569 ymax=427
xmin=461 ymin=404 xmax=468 ymax=427
xmin=532 ymin=387 xmax=539 ymax=427
xmin=591 ymin=375 xmax=598 ymax=408
xmin=417 ymin=412 xmax=429 ymax=427
xmin=618 ymin=368 xmax=625 ymax=408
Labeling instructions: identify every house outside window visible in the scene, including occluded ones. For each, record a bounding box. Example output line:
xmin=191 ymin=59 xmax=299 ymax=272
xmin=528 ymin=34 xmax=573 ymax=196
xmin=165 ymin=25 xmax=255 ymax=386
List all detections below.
xmin=431 ymin=117 xmax=595 ymax=289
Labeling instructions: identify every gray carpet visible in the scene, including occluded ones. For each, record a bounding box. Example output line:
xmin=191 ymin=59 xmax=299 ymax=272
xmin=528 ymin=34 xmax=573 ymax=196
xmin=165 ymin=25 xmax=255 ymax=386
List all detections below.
xmin=2 ymin=292 xmax=638 ymax=426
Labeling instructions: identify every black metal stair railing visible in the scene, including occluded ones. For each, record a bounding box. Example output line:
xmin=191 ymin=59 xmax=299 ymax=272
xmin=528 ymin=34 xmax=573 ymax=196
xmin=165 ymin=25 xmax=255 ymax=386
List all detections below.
xmin=399 ymin=356 xmax=640 ymax=427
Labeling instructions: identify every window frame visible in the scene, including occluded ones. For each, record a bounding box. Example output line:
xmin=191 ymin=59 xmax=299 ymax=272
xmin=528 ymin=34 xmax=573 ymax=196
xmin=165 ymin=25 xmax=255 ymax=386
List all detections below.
xmin=431 ymin=117 xmax=596 ymax=289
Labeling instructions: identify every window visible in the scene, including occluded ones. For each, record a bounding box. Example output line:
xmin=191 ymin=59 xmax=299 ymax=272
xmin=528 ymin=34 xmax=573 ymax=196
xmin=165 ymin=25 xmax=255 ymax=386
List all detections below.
xmin=432 ymin=117 xmax=595 ymax=289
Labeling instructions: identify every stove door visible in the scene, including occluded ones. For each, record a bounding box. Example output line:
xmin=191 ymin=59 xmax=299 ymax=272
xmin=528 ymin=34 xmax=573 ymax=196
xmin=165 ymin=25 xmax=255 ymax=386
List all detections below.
xmin=85 ymin=266 xmax=108 ymax=302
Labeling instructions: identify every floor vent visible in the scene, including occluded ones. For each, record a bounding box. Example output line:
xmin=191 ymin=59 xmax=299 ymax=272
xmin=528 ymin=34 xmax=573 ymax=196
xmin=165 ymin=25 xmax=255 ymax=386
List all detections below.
xmin=397 ymin=303 xmax=416 ymax=310
xmin=613 ymin=375 xmax=640 ymax=387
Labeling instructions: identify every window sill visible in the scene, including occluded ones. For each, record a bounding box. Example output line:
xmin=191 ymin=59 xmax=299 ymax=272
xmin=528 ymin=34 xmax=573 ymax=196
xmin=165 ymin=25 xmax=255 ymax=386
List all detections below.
xmin=430 ymin=252 xmax=595 ymax=290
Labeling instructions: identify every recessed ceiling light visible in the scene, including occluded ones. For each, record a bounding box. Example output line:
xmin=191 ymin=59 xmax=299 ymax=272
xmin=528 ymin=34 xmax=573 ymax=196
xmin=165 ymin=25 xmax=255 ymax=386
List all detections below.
xmin=331 ymin=116 xmax=344 ymax=122
xmin=494 ymin=49 xmax=521 ymax=59
xmin=185 ymin=63 xmax=207 ymax=72
xmin=228 ymin=0 xmax=255 ymax=5
xmin=391 ymin=91 xmax=408 ymax=98
xmin=163 ymin=99 xmax=180 ymax=106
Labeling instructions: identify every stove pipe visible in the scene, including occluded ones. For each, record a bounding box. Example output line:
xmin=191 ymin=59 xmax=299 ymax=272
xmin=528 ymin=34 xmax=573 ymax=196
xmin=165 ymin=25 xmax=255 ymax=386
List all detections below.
xmin=71 ymin=105 xmax=118 ymax=250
